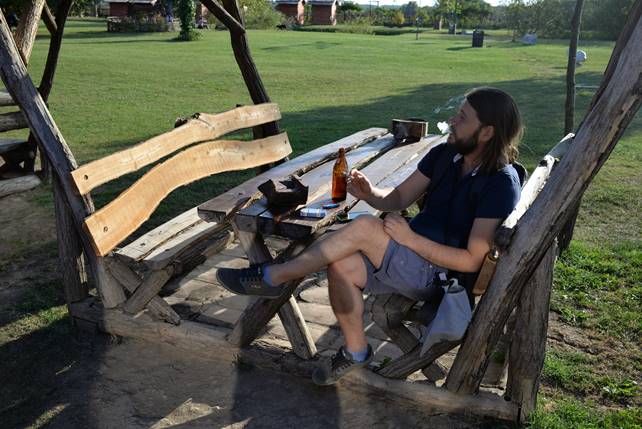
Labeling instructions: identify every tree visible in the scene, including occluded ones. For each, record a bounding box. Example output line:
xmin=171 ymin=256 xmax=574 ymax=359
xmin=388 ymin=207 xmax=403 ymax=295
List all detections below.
xmin=176 ymin=0 xmax=199 ymax=41
xmin=401 ymin=1 xmax=419 ymax=21
xmin=339 ymin=1 xmax=362 ymax=13
xmin=392 ymin=9 xmax=405 ymax=26
xmin=506 ymin=0 xmax=527 ymax=41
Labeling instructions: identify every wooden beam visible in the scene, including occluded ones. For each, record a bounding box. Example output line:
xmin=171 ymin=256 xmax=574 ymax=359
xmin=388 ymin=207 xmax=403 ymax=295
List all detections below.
xmin=220 ymin=0 xmax=279 ymax=138
xmin=122 ymin=267 xmax=174 ymax=315
xmin=445 ymin=4 xmax=642 ymax=394
xmin=0 ymin=111 xmax=28 ymax=132
xmin=82 ymin=133 xmax=292 ymax=256
xmin=31 ymin=0 xmax=73 ymax=177
xmin=105 ymin=258 xmax=181 ymax=325
xmin=506 ymin=243 xmax=556 ymax=422
xmin=0 ymin=89 xmax=15 ymax=106
xmin=0 ymin=10 xmax=110 ymax=307
xmin=71 ymin=103 xmax=282 ymax=194
xmin=15 ymin=0 xmax=46 ymax=65
xmin=41 ymin=3 xmax=57 ymax=35
xmin=199 ymin=0 xmax=244 ymax=34
xmin=0 ymin=174 xmax=40 ymax=197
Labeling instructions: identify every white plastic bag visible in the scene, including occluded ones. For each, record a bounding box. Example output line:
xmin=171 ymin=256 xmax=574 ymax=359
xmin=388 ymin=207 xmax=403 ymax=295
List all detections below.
xmin=420 ymin=275 xmax=472 ymax=356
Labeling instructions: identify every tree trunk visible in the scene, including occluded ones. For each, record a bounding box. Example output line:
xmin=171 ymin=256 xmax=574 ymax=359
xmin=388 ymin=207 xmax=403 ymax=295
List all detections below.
xmin=15 ymin=0 xmax=46 ymax=65
xmin=445 ymin=2 xmax=642 ymax=395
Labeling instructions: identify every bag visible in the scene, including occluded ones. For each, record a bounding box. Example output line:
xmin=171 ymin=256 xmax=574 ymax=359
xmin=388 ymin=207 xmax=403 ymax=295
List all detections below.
xmin=420 ymin=273 xmax=472 ymax=356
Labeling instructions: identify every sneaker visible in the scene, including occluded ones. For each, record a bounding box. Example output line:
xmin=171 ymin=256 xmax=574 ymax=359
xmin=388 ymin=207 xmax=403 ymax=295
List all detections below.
xmin=312 ymin=345 xmax=374 ymax=386
xmin=215 ymin=264 xmax=284 ymax=298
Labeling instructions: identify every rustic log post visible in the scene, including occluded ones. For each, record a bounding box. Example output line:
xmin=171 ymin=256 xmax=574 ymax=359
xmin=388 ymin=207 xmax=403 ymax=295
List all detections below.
xmin=558 ymin=0 xmax=586 ymax=252
xmin=506 ymin=242 xmax=556 ymax=423
xmin=15 ymin=0 xmax=46 ymax=65
xmin=41 ymin=3 xmax=58 ymax=35
xmin=0 ymin=10 xmax=126 ymax=308
xmin=28 ymin=0 xmax=73 ymax=178
xmin=218 ymin=0 xmax=280 ymax=139
xmin=445 ymin=2 xmax=642 ymax=395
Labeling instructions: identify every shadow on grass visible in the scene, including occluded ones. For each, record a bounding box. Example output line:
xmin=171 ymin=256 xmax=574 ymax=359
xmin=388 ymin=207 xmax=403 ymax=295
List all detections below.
xmin=261 ymin=41 xmax=342 ymax=52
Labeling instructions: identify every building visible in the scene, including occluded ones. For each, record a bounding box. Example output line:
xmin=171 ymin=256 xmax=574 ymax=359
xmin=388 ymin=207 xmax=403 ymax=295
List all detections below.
xmin=275 ymin=0 xmax=306 ymax=25
xmin=107 ymin=0 xmax=158 ymax=18
xmin=309 ymin=0 xmax=338 ymax=26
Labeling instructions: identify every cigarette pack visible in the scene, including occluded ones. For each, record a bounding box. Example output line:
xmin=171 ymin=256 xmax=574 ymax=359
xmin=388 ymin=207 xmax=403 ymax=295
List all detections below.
xmin=300 ymin=208 xmax=326 ymax=218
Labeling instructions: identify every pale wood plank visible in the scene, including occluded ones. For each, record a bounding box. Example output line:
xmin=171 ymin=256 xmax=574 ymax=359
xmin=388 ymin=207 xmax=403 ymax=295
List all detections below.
xmin=0 ymin=174 xmax=40 ymax=197
xmin=83 ymin=133 xmax=292 ymax=256
xmin=71 ymin=103 xmax=282 ymax=195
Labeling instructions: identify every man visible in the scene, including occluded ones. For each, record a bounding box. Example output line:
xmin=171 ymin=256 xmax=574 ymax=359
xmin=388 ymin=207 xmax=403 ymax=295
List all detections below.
xmin=217 ymin=87 xmax=523 ymax=385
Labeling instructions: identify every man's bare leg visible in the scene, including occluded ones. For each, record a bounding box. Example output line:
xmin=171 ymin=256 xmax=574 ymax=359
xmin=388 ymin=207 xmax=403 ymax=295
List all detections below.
xmin=326 ymin=253 xmax=369 ymax=352
xmin=268 ymin=215 xmax=390 ymax=285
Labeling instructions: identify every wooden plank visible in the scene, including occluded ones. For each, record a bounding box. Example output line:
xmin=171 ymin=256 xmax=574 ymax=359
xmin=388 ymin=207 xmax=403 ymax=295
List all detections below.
xmin=243 ymin=135 xmax=398 ymax=239
xmin=446 ymin=6 xmax=642 ymax=394
xmin=116 ymin=207 xmax=206 ymax=262
xmin=122 ymin=267 xmax=174 ymax=314
xmin=0 ymin=111 xmax=28 ymax=132
xmin=0 ymin=174 xmax=40 ymax=197
xmin=506 ymin=244 xmax=556 ymax=422
xmin=83 ymin=133 xmax=292 ymax=256
xmin=197 ymin=128 xmax=388 ymax=222
xmin=377 ymin=340 xmax=460 ymax=379
xmin=105 ymin=257 xmax=181 ymax=325
xmin=0 ymin=138 xmax=26 ymax=154
xmin=70 ymin=103 xmax=282 ymax=195
xmin=94 ymin=257 xmax=127 ymax=308
xmin=0 ymin=89 xmax=15 ymax=106
xmin=15 ymin=0 xmax=46 ymax=64
xmin=70 ymin=298 xmax=519 ymax=422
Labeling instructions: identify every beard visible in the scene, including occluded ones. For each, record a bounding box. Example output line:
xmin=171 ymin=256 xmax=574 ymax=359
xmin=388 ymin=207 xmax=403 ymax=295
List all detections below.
xmin=449 ymin=126 xmax=482 ymax=155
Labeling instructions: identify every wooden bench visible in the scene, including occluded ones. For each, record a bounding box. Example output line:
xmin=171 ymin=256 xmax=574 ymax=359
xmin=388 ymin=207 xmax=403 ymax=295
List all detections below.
xmin=68 ymin=103 xmax=291 ymax=321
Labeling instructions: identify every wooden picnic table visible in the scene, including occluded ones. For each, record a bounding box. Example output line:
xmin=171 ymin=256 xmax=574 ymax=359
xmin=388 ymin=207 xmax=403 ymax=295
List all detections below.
xmin=197 ymin=129 xmax=446 ymax=358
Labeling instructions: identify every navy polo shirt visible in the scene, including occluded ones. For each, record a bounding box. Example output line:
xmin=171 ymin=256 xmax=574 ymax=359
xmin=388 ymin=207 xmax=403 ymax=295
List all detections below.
xmin=408 ymin=143 xmax=521 ymax=249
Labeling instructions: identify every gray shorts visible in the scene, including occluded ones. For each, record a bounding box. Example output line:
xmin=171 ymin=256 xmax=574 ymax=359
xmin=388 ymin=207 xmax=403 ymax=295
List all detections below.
xmin=362 ymin=239 xmax=447 ymax=302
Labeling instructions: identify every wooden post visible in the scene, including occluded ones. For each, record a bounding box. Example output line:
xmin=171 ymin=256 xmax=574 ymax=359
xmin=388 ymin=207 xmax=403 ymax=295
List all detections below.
xmin=445 ymin=2 xmax=642 ymax=395
xmin=506 ymin=243 xmax=556 ymax=423
xmin=28 ymin=0 xmax=73 ymax=177
xmin=219 ymin=0 xmax=280 ymax=139
xmin=230 ymin=226 xmax=317 ymax=359
xmin=14 ymin=0 xmax=46 ymax=65
xmin=559 ymin=0 xmax=586 ymax=252
xmin=0 ymin=10 xmax=126 ymax=307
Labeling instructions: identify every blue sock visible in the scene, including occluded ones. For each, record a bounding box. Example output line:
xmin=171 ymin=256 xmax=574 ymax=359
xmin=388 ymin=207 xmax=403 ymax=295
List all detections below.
xmin=346 ymin=345 xmax=369 ymax=362
xmin=262 ymin=264 xmax=278 ymax=287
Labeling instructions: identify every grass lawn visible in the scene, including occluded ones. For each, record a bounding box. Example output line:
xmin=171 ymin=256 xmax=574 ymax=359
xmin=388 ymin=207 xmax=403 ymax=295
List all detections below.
xmin=1 ymin=19 xmax=640 ymax=428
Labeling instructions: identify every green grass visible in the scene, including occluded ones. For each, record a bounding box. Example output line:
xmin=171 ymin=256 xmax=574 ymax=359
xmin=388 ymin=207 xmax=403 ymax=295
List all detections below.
xmin=2 ymin=19 xmax=641 ymax=427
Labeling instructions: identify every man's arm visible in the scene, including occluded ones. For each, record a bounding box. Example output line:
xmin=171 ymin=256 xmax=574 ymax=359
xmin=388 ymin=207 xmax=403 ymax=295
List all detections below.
xmin=383 ymin=215 xmax=501 ymax=273
xmin=348 ymin=169 xmax=430 ymax=212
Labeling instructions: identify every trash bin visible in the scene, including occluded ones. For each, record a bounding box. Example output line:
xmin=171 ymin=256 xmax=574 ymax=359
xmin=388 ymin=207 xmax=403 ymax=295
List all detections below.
xmin=472 ymin=30 xmax=484 ymax=47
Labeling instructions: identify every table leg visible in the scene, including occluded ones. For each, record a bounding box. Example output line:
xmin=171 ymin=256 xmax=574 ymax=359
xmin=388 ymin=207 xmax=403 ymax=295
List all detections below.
xmin=229 ymin=224 xmax=317 ymax=359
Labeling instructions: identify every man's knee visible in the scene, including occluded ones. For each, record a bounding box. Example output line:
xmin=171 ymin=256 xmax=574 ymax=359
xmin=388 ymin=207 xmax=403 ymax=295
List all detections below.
xmin=349 ymin=215 xmax=384 ymax=238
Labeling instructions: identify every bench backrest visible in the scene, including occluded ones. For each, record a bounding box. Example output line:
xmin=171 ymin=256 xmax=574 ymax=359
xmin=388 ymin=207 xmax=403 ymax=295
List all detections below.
xmin=70 ymin=103 xmax=292 ymax=256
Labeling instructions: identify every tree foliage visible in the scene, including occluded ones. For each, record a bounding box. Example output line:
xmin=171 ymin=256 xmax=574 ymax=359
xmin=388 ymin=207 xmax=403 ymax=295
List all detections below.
xmin=176 ymin=0 xmax=199 ymax=41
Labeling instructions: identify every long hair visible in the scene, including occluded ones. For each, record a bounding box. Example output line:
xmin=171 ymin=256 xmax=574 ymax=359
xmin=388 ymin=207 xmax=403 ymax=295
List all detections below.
xmin=465 ymin=87 xmax=523 ymax=174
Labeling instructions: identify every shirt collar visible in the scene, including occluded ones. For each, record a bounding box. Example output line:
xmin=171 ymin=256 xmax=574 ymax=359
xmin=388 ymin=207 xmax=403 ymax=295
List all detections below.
xmin=452 ymin=153 xmax=480 ymax=176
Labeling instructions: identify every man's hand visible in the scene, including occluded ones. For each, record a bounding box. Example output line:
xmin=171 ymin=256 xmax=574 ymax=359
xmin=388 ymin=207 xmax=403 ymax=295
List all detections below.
xmin=347 ymin=169 xmax=373 ymax=201
xmin=383 ymin=213 xmax=416 ymax=247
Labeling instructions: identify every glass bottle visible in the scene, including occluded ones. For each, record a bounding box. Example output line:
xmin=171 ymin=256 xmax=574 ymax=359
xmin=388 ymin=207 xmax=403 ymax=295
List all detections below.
xmin=332 ymin=148 xmax=348 ymax=202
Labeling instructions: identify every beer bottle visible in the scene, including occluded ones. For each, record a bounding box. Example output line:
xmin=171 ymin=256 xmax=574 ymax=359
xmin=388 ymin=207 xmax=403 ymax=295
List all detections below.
xmin=332 ymin=148 xmax=348 ymax=202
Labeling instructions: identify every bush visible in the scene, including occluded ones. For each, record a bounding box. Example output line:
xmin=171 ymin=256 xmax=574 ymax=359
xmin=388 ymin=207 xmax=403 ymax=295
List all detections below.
xmin=107 ymin=14 xmax=169 ymax=33
xmin=342 ymin=17 xmax=374 ymax=34
xmin=176 ymin=0 xmax=201 ymax=41
xmin=240 ymin=0 xmax=284 ymax=29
